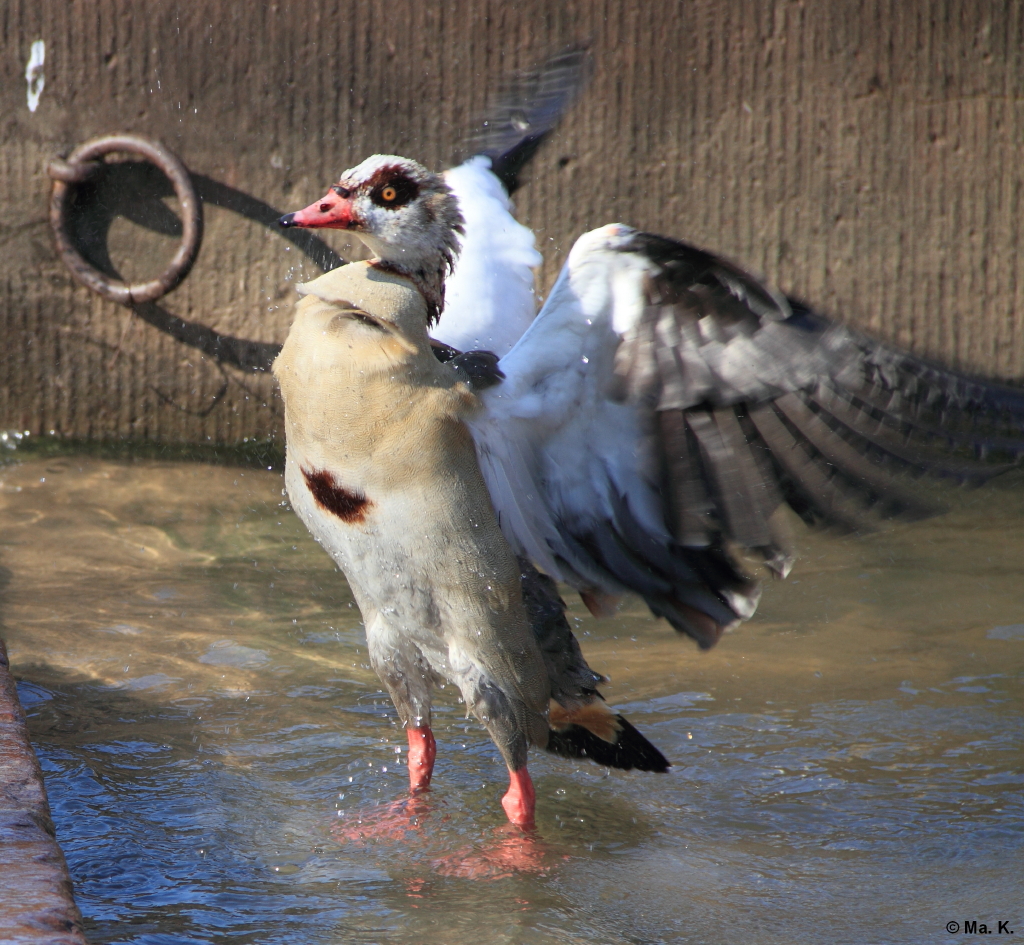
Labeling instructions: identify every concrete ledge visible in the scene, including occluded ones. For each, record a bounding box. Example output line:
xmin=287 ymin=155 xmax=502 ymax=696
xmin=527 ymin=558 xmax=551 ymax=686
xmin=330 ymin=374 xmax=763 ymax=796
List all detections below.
xmin=0 ymin=638 xmax=87 ymax=944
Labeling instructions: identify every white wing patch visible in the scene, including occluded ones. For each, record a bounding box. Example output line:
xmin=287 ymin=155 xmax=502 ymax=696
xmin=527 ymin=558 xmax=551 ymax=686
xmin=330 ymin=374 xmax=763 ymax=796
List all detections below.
xmin=435 ymin=157 xmax=541 ymax=356
xmin=468 ymin=226 xmax=674 ymax=590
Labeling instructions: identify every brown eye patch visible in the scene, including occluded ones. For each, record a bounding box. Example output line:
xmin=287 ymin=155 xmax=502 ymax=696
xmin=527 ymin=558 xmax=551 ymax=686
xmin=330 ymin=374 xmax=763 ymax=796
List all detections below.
xmin=367 ymin=167 xmax=419 ymax=209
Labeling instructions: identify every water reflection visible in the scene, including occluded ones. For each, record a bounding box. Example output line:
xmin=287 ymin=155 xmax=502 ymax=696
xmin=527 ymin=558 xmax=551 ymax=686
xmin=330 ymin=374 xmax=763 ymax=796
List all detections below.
xmin=3 ymin=454 xmax=1022 ymax=944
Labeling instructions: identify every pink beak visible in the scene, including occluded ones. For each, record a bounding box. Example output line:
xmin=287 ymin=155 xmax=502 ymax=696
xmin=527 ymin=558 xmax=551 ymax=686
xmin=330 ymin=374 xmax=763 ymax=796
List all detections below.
xmin=278 ymin=188 xmax=359 ymax=230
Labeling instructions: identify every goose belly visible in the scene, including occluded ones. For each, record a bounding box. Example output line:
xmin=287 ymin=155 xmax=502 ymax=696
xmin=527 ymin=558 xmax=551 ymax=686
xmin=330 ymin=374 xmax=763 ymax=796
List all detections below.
xmin=284 ymin=455 xmax=457 ymax=669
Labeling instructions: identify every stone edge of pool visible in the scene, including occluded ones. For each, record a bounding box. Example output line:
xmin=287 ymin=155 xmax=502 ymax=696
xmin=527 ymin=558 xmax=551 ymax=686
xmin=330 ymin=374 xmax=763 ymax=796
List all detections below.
xmin=0 ymin=637 xmax=88 ymax=944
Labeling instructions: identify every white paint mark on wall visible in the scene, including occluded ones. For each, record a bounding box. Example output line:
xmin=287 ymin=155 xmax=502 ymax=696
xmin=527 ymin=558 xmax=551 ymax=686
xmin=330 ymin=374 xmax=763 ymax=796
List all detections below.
xmin=25 ymin=40 xmax=46 ymax=113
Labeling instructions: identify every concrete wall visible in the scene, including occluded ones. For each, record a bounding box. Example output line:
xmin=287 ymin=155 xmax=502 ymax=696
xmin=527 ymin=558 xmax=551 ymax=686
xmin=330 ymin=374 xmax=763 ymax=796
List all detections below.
xmin=0 ymin=639 xmax=87 ymax=944
xmin=2 ymin=0 xmax=1023 ymax=444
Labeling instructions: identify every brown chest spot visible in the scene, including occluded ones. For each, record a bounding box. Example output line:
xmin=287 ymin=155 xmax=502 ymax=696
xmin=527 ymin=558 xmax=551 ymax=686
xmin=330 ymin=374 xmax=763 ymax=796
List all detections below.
xmin=302 ymin=467 xmax=372 ymax=523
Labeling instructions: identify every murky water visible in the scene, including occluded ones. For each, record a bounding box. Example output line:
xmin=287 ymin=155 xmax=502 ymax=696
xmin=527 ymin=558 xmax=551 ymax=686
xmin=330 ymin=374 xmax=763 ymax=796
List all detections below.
xmin=2 ymin=451 xmax=1021 ymax=945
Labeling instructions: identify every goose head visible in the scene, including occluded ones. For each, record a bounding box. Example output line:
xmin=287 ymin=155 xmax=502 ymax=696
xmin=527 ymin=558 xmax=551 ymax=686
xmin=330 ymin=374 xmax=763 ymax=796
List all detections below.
xmin=279 ymin=155 xmax=464 ymax=323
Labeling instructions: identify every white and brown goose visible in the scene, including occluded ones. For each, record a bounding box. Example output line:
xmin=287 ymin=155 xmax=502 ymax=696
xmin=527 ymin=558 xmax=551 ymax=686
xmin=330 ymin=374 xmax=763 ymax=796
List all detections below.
xmin=277 ymin=152 xmax=1024 ymax=829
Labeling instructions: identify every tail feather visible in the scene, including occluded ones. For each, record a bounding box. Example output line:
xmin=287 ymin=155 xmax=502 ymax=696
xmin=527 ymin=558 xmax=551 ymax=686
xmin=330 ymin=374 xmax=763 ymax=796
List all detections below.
xmin=518 ymin=560 xmax=669 ymax=773
xmin=546 ymin=700 xmax=670 ymax=773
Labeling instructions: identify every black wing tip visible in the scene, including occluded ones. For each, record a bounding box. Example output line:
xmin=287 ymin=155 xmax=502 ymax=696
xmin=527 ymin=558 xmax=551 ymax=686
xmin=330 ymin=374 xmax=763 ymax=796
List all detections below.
xmin=487 ymin=135 xmax=549 ymax=196
xmin=545 ymin=714 xmax=670 ymax=773
xmin=786 ymin=295 xmax=1024 ymax=420
xmin=464 ymin=44 xmax=594 ymax=194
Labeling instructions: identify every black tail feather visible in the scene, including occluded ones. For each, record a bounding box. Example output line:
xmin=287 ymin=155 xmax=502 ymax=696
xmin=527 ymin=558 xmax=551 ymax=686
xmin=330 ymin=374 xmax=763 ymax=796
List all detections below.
xmin=545 ymin=715 xmax=670 ymax=773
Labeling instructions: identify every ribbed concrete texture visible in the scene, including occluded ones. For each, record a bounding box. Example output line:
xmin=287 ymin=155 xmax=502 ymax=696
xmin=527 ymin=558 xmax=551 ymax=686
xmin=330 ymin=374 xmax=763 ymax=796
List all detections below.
xmin=0 ymin=639 xmax=87 ymax=944
xmin=1 ymin=1 xmax=1023 ymax=444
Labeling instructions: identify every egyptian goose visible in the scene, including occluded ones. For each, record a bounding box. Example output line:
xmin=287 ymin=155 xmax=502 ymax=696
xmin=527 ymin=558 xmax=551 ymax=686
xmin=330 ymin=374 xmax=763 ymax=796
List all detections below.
xmin=273 ymin=241 xmax=668 ymax=832
xmin=276 ymin=149 xmax=1024 ymax=830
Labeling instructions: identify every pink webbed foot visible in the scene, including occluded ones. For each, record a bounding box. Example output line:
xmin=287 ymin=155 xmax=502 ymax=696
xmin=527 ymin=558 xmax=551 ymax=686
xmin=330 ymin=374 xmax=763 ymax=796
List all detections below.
xmin=430 ymin=766 xmax=552 ymax=880
xmin=331 ymin=725 xmax=439 ymax=843
xmin=331 ymin=793 xmax=436 ymax=843
xmin=432 ymin=825 xmax=556 ymax=880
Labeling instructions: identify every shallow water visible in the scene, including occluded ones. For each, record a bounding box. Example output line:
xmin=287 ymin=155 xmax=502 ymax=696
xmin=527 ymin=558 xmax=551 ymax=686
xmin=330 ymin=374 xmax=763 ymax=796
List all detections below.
xmin=2 ymin=453 xmax=1021 ymax=945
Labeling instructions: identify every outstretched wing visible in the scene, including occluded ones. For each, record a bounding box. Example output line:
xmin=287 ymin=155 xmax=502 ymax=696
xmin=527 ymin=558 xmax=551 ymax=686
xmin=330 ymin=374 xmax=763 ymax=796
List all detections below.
xmin=468 ymin=225 xmax=1024 ymax=647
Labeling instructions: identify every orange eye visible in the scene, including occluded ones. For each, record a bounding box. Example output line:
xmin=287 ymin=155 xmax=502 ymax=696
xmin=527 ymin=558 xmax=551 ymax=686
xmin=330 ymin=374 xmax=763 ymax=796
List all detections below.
xmin=381 ymin=186 xmax=397 ymax=202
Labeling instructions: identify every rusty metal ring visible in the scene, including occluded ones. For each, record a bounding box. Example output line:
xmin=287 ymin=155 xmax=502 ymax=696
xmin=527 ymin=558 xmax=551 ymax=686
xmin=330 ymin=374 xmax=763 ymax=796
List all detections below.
xmin=47 ymin=134 xmax=203 ymax=305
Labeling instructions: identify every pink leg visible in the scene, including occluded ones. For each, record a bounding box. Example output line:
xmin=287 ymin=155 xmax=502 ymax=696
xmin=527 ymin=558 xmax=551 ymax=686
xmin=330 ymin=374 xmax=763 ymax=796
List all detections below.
xmin=407 ymin=725 xmax=436 ymax=794
xmin=501 ymin=766 xmax=536 ymax=829
xmin=331 ymin=792 xmax=433 ymax=844
xmin=331 ymin=727 xmax=435 ymax=844
xmin=432 ymin=767 xmax=549 ymax=879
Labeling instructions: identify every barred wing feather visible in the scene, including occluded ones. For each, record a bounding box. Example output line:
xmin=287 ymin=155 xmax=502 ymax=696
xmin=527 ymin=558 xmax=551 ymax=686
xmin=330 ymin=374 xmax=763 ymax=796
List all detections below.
xmin=468 ymin=225 xmax=1024 ymax=647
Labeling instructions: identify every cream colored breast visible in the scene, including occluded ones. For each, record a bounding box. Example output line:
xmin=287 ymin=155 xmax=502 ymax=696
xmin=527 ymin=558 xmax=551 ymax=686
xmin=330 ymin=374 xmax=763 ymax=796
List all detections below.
xmin=273 ymin=261 xmax=481 ymax=490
